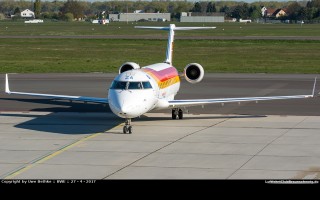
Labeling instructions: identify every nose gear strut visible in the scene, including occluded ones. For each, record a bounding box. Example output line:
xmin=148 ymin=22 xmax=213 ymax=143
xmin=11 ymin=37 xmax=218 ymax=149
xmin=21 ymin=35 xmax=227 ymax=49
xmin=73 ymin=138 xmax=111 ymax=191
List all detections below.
xmin=123 ymin=118 xmax=132 ymax=134
xmin=172 ymin=108 xmax=183 ymax=119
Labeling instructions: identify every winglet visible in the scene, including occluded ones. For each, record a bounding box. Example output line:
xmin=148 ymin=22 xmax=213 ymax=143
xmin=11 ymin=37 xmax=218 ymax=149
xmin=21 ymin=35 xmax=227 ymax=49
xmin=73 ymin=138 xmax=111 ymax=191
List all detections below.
xmin=312 ymin=77 xmax=317 ymax=97
xmin=5 ymin=74 xmax=11 ymax=94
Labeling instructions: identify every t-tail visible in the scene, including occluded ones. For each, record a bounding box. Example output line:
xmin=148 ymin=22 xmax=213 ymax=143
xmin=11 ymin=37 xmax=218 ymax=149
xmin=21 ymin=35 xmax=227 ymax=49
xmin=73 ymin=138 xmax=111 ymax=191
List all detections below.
xmin=135 ymin=24 xmax=216 ymax=65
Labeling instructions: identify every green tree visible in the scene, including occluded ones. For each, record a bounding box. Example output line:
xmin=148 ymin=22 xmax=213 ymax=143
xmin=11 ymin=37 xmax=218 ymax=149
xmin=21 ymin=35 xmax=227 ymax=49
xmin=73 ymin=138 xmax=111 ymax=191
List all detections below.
xmin=13 ymin=7 xmax=20 ymax=15
xmin=192 ymin=2 xmax=202 ymax=12
xmin=34 ymin=0 xmax=41 ymax=19
xmin=249 ymin=5 xmax=261 ymax=20
xmin=286 ymin=1 xmax=302 ymax=21
xmin=150 ymin=1 xmax=167 ymax=13
xmin=61 ymin=0 xmax=85 ymax=20
xmin=220 ymin=5 xmax=232 ymax=17
xmin=64 ymin=12 xmax=74 ymax=22
xmin=206 ymin=2 xmax=216 ymax=13
xmin=0 ymin=13 xmax=5 ymax=20
xmin=307 ymin=0 xmax=320 ymax=19
xmin=307 ymin=0 xmax=320 ymax=8
xmin=232 ymin=3 xmax=250 ymax=19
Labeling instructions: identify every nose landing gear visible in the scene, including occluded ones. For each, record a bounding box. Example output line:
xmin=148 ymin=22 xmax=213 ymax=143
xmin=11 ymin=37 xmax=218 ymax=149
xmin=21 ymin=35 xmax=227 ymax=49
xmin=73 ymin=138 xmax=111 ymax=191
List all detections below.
xmin=172 ymin=108 xmax=183 ymax=120
xmin=123 ymin=118 xmax=132 ymax=134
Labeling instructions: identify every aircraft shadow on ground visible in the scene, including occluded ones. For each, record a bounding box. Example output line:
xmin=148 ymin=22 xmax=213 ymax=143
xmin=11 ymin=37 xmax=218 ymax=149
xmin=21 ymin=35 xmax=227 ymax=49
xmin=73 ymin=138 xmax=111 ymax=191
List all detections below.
xmin=0 ymin=111 xmax=122 ymax=135
xmin=138 ymin=114 xmax=267 ymax=122
xmin=0 ymin=98 xmax=111 ymax=112
xmin=1 ymin=98 xmax=266 ymax=134
xmin=1 ymin=112 xmax=266 ymax=135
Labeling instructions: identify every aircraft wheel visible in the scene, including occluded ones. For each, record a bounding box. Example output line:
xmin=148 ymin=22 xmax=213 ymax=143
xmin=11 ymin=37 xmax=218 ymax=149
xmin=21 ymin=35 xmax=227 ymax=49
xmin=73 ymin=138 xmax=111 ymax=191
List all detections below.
xmin=178 ymin=109 xmax=183 ymax=119
xmin=128 ymin=126 xmax=132 ymax=134
xmin=123 ymin=126 xmax=128 ymax=134
xmin=172 ymin=110 xmax=177 ymax=119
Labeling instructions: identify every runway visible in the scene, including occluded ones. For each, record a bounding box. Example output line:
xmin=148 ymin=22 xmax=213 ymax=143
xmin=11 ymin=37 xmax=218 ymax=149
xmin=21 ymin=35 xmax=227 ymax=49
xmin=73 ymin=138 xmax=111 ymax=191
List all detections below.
xmin=1 ymin=73 xmax=320 ymax=179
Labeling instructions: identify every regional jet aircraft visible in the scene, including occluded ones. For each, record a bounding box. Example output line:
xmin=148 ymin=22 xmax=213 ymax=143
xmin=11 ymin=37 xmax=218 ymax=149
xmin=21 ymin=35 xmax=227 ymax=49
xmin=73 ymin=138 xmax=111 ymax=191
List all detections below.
xmin=5 ymin=24 xmax=317 ymax=133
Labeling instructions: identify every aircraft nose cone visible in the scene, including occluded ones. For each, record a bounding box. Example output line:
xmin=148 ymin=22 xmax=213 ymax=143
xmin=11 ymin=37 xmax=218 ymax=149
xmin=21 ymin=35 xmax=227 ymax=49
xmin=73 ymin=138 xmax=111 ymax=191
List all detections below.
xmin=120 ymin=105 xmax=130 ymax=114
xmin=119 ymin=104 xmax=138 ymax=118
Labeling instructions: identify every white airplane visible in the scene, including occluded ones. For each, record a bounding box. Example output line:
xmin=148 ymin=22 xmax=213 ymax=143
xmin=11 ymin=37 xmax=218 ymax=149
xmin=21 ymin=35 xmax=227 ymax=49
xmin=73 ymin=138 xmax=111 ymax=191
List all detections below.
xmin=5 ymin=24 xmax=317 ymax=134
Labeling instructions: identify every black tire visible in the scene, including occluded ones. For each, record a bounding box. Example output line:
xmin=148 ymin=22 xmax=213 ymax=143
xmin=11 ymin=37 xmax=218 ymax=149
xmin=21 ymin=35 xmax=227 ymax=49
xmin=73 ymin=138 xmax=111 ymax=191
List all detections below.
xmin=128 ymin=126 xmax=132 ymax=134
xmin=178 ymin=109 xmax=183 ymax=119
xmin=172 ymin=110 xmax=177 ymax=120
xmin=123 ymin=126 xmax=128 ymax=134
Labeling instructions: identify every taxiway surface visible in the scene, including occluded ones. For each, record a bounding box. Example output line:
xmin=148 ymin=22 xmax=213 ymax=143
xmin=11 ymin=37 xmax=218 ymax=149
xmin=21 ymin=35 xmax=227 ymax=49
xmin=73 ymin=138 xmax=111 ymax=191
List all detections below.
xmin=0 ymin=73 xmax=319 ymax=179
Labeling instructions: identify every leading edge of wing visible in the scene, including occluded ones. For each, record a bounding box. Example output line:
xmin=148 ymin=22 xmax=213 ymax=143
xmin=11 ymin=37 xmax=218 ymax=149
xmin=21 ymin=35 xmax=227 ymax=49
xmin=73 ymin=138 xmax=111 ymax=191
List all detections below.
xmin=5 ymin=74 xmax=108 ymax=104
xmin=168 ymin=94 xmax=312 ymax=108
xmin=169 ymin=77 xmax=317 ymax=108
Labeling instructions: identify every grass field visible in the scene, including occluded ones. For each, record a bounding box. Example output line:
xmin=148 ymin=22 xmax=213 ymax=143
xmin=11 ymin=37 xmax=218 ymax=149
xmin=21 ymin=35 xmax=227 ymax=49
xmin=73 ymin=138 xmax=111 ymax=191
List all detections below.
xmin=0 ymin=21 xmax=319 ymax=74
xmin=1 ymin=21 xmax=320 ymax=37
xmin=1 ymin=38 xmax=319 ymax=74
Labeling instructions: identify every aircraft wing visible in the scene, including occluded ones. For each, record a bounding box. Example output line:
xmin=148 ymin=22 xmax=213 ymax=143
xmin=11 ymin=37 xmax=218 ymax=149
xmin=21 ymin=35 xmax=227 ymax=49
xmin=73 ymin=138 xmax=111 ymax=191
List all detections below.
xmin=168 ymin=78 xmax=317 ymax=108
xmin=5 ymin=74 xmax=108 ymax=104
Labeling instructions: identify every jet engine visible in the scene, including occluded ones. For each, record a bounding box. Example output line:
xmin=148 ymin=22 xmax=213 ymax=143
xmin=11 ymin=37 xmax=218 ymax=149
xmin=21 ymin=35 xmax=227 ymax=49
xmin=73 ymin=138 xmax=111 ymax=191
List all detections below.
xmin=119 ymin=62 xmax=140 ymax=74
xmin=184 ymin=63 xmax=204 ymax=84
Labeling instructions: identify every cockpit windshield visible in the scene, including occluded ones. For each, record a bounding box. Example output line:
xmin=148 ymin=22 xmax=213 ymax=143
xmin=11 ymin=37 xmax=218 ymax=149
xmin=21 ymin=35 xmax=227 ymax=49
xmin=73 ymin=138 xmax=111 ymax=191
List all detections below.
xmin=128 ymin=82 xmax=142 ymax=90
xmin=110 ymin=81 xmax=153 ymax=90
xmin=110 ymin=81 xmax=127 ymax=90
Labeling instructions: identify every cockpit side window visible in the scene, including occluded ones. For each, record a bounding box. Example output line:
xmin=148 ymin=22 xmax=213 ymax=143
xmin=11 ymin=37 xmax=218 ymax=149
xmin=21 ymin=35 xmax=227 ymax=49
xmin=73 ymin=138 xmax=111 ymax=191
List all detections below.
xmin=142 ymin=81 xmax=152 ymax=89
xmin=110 ymin=81 xmax=127 ymax=90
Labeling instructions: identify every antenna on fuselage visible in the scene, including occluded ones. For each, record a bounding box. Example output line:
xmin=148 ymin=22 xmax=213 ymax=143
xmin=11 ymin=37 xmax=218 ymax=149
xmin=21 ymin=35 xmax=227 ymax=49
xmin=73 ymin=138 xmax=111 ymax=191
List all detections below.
xmin=135 ymin=24 xmax=216 ymax=65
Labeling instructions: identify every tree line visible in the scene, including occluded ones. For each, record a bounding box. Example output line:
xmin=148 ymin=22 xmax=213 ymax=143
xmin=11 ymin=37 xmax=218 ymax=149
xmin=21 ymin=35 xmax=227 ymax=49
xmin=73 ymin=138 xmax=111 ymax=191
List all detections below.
xmin=0 ymin=0 xmax=319 ymax=22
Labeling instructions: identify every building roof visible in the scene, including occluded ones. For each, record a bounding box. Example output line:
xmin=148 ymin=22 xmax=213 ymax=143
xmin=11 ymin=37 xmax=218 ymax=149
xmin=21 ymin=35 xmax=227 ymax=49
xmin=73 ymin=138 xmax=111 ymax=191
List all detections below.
xmin=266 ymin=8 xmax=277 ymax=16
xmin=189 ymin=12 xmax=225 ymax=17
xmin=272 ymin=9 xmax=286 ymax=17
xmin=21 ymin=9 xmax=34 ymax=13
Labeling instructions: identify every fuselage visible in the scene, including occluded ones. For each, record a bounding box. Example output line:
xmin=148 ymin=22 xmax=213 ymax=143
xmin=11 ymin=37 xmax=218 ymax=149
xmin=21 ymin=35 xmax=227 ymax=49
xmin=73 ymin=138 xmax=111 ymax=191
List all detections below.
xmin=108 ymin=63 xmax=180 ymax=118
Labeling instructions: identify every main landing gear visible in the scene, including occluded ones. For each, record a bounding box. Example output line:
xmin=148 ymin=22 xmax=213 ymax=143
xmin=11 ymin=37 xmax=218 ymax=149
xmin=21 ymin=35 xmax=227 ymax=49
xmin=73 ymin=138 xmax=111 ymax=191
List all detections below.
xmin=123 ymin=118 xmax=132 ymax=134
xmin=172 ymin=108 xmax=183 ymax=120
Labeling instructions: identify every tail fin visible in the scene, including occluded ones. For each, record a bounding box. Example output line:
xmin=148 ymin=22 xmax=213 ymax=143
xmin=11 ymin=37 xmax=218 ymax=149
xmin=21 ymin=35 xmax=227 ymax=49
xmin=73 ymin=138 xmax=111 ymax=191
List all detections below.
xmin=135 ymin=24 xmax=215 ymax=65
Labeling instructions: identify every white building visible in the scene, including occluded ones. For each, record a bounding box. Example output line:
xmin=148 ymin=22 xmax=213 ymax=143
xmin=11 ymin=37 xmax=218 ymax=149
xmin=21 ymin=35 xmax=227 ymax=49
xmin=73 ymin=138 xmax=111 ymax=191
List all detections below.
xmin=109 ymin=13 xmax=170 ymax=22
xmin=21 ymin=9 xmax=35 ymax=18
xmin=180 ymin=12 xmax=224 ymax=23
xmin=261 ymin=6 xmax=267 ymax=17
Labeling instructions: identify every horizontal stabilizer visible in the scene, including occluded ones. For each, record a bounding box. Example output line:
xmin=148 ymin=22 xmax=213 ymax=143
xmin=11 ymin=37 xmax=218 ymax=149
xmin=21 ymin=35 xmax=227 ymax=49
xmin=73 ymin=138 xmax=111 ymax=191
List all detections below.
xmin=134 ymin=26 xmax=216 ymax=31
xmin=135 ymin=24 xmax=215 ymax=64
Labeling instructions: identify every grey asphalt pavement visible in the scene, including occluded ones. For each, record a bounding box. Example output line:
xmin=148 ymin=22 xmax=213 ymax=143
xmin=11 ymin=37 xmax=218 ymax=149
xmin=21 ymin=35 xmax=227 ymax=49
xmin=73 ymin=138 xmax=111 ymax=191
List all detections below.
xmin=0 ymin=73 xmax=319 ymax=115
xmin=1 ymin=73 xmax=320 ymax=179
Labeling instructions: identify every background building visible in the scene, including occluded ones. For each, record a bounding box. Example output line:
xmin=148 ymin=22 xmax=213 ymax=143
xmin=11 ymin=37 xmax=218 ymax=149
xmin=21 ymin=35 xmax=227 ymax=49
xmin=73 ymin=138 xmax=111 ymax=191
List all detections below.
xmin=20 ymin=9 xmax=35 ymax=18
xmin=180 ymin=12 xmax=224 ymax=23
xmin=109 ymin=13 xmax=170 ymax=22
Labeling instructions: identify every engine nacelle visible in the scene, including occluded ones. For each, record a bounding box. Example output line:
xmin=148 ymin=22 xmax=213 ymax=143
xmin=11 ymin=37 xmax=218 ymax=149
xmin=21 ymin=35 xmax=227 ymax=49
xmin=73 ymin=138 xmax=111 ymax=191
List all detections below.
xmin=184 ymin=63 xmax=204 ymax=84
xmin=119 ymin=62 xmax=140 ymax=74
